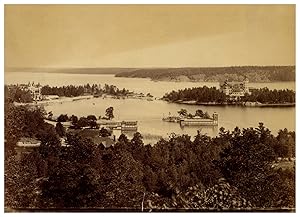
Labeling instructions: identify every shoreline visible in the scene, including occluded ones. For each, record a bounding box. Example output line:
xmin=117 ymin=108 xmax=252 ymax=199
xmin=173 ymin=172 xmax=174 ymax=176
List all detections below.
xmin=115 ymin=75 xmax=295 ymax=84
xmin=14 ymin=95 xmax=94 ymax=106
xmin=164 ymin=100 xmax=295 ymax=107
xmin=13 ymin=96 xmax=295 ymax=108
xmin=13 ymin=94 xmax=157 ymax=107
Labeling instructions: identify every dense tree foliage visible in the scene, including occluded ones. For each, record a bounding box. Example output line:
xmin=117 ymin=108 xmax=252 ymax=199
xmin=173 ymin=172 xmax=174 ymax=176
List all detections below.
xmin=274 ymin=129 xmax=295 ymax=158
xmin=103 ymin=84 xmax=129 ymax=96
xmin=5 ymin=152 xmax=46 ymax=209
xmin=163 ymin=86 xmax=227 ymax=103
xmin=243 ymin=88 xmax=295 ymax=104
xmin=105 ymin=107 xmax=114 ymax=120
xmin=70 ymin=115 xmax=78 ymax=126
xmin=40 ymin=134 xmax=102 ymax=208
xmin=4 ymin=104 xmax=295 ymax=211
xmin=4 ymin=103 xmax=58 ymax=208
xmin=55 ymin=122 xmax=66 ymax=137
xmin=116 ymin=66 xmax=295 ymax=82
xmin=41 ymin=84 xmax=85 ymax=97
xmin=177 ymin=109 xmax=211 ymax=119
xmin=215 ymin=123 xmax=295 ymax=208
xmin=57 ymin=114 xmax=69 ymax=122
xmin=99 ymin=127 xmax=111 ymax=137
xmin=77 ymin=117 xmax=90 ymax=128
xmin=195 ymin=109 xmax=210 ymax=119
xmin=4 ymin=102 xmax=54 ymax=153
xmin=72 ymin=116 xmax=98 ymax=129
xmin=53 ymin=113 xmax=100 ymax=129
xmin=87 ymin=115 xmax=97 ymax=121
xmin=5 ymin=85 xmax=33 ymax=103
xmin=41 ymin=83 xmax=130 ymax=97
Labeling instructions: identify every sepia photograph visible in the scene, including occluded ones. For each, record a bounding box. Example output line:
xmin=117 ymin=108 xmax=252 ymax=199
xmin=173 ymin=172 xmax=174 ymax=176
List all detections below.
xmin=3 ymin=2 xmax=296 ymax=212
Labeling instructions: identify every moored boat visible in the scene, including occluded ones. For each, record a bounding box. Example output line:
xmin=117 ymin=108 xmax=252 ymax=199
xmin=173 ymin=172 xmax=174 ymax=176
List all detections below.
xmin=162 ymin=116 xmax=180 ymax=123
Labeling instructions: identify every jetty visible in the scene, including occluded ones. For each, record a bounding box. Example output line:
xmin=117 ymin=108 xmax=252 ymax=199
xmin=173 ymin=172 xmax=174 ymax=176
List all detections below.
xmin=162 ymin=116 xmax=180 ymax=123
xmin=97 ymin=120 xmax=138 ymax=131
xmin=179 ymin=113 xmax=218 ymax=126
xmin=163 ymin=111 xmax=218 ymax=126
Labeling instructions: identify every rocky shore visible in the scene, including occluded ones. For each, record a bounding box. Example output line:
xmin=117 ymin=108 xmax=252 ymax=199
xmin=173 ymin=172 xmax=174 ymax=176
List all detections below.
xmin=165 ymin=100 xmax=295 ymax=107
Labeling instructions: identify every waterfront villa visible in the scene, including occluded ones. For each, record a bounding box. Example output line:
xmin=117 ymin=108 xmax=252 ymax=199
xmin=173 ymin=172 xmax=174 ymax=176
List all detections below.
xmin=219 ymin=78 xmax=250 ymax=99
xmin=19 ymin=82 xmax=43 ymax=101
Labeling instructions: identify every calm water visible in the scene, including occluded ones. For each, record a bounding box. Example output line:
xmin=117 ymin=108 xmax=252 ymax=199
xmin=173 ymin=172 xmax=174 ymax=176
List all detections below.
xmin=5 ymin=72 xmax=295 ymax=144
xmin=5 ymin=72 xmax=295 ymax=97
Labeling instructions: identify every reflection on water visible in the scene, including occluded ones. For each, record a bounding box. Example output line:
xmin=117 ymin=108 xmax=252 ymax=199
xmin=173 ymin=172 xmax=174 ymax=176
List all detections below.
xmin=44 ymin=97 xmax=295 ymax=144
xmin=5 ymin=72 xmax=295 ymax=144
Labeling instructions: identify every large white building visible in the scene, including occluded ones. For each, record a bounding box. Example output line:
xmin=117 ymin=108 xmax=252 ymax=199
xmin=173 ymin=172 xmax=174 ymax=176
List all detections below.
xmin=219 ymin=78 xmax=250 ymax=99
xmin=20 ymin=82 xmax=43 ymax=101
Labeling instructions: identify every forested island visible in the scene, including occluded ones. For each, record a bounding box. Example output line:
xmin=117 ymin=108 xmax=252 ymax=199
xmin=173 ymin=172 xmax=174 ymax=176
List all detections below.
xmin=4 ymin=101 xmax=295 ymax=211
xmin=41 ymin=83 xmax=130 ymax=97
xmin=163 ymin=86 xmax=295 ymax=106
xmin=115 ymin=66 xmax=295 ymax=82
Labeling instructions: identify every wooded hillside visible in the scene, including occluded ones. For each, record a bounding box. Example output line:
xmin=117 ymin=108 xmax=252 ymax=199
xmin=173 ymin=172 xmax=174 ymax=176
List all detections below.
xmin=115 ymin=66 xmax=295 ymax=82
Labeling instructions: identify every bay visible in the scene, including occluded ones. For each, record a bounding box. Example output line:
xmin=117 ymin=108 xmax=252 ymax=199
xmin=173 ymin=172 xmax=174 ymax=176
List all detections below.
xmin=5 ymin=72 xmax=295 ymax=144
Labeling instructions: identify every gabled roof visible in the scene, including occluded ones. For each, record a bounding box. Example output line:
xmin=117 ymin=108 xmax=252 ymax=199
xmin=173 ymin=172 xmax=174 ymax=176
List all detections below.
xmin=91 ymin=136 xmax=115 ymax=148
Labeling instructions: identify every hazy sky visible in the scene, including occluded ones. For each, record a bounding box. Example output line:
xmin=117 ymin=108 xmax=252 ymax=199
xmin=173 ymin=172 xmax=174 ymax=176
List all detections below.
xmin=5 ymin=4 xmax=295 ymax=68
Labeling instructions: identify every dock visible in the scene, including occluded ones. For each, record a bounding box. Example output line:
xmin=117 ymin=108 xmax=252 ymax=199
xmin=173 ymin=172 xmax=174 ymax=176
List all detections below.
xmin=163 ymin=112 xmax=218 ymax=126
xmin=180 ymin=113 xmax=218 ymax=126
xmin=97 ymin=120 xmax=138 ymax=131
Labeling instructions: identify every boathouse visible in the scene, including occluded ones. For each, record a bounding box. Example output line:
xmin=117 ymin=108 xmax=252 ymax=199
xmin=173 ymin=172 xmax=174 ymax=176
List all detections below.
xmin=180 ymin=112 xmax=218 ymax=126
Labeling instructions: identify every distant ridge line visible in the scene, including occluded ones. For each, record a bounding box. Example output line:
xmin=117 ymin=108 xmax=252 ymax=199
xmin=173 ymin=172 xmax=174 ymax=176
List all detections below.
xmin=5 ymin=66 xmax=295 ymax=82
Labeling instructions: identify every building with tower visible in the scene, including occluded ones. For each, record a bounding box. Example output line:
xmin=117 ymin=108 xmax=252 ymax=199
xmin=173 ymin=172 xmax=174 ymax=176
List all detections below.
xmin=219 ymin=78 xmax=250 ymax=100
xmin=19 ymin=82 xmax=43 ymax=101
